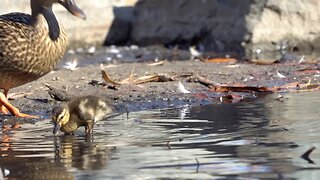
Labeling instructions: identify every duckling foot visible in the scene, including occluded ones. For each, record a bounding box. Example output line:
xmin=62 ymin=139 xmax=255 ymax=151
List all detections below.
xmin=0 ymin=92 xmax=38 ymax=118
xmin=85 ymin=122 xmax=94 ymax=136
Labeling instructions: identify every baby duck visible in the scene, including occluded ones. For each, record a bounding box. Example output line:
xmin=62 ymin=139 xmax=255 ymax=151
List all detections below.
xmin=52 ymin=95 xmax=114 ymax=136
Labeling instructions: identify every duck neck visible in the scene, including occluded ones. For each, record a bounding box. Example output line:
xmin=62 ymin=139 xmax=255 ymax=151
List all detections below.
xmin=31 ymin=1 xmax=60 ymax=41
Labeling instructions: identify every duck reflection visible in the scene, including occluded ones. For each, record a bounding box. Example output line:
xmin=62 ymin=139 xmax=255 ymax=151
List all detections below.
xmin=54 ymin=135 xmax=116 ymax=171
xmin=0 ymin=132 xmax=73 ymax=179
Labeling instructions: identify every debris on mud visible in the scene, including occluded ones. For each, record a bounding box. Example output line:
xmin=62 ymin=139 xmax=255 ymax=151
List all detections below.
xmin=1 ymin=46 xmax=320 ymax=123
xmin=100 ymin=64 xmax=191 ymax=85
xmin=45 ymin=84 xmax=73 ymax=102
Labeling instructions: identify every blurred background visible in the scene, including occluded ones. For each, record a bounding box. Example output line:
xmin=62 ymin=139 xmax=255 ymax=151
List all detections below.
xmin=1 ymin=0 xmax=320 ymax=58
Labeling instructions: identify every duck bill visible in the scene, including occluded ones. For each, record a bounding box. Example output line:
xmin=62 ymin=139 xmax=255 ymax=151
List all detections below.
xmin=60 ymin=0 xmax=86 ymax=20
xmin=53 ymin=123 xmax=61 ymax=135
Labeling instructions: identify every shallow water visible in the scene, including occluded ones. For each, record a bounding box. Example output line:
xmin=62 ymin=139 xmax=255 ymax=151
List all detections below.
xmin=1 ymin=92 xmax=320 ymax=179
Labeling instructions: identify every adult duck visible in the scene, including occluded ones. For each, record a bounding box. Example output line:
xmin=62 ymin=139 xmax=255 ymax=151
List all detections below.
xmin=0 ymin=0 xmax=86 ymax=118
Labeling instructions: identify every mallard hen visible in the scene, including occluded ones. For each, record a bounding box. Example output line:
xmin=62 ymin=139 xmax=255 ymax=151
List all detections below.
xmin=0 ymin=0 xmax=85 ymax=118
xmin=52 ymin=95 xmax=114 ymax=136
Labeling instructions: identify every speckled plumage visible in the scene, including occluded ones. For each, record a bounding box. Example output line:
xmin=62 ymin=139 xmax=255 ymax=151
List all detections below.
xmin=0 ymin=0 xmax=85 ymax=118
xmin=0 ymin=11 xmax=67 ymax=90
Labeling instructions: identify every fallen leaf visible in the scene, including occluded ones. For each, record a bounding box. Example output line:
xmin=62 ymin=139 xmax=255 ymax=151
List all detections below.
xmin=294 ymin=69 xmax=320 ymax=74
xmin=210 ymin=84 xmax=273 ymax=93
xmin=250 ymin=59 xmax=278 ymax=65
xmin=120 ymin=68 xmax=136 ymax=84
xmin=133 ymin=74 xmax=173 ymax=84
xmin=272 ymin=81 xmax=320 ymax=92
xmin=100 ymin=64 xmax=122 ymax=86
xmin=148 ymin=60 xmax=166 ymax=66
xmin=100 ymin=64 xmax=179 ymax=85
xmin=205 ymin=58 xmax=237 ymax=63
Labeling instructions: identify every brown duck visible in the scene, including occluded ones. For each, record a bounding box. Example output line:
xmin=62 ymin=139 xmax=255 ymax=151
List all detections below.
xmin=0 ymin=0 xmax=86 ymax=118
xmin=52 ymin=95 xmax=114 ymax=136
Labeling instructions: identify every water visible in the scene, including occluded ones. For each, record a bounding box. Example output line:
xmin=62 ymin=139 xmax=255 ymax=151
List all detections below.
xmin=1 ymin=92 xmax=320 ymax=179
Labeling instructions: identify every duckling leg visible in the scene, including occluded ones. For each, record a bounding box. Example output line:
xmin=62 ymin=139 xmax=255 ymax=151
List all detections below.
xmin=85 ymin=121 xmax=94 ymax=136
xmin=0 ymin=90 xmax=38 ymax=118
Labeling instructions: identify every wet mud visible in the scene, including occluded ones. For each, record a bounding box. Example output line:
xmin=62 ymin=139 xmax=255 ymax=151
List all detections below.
xmin=2 ymin=46 xmax=320 ymax=124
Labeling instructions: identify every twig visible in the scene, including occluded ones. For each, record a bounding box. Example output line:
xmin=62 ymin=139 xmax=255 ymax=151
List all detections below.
xmin=126 ymin=107 xmax=129 ymax=119
xmin=193 ymin=74 xmax=220 ymax=87
xmin=301 ymin=146 xmax=316 ymax=164
xmin=195 ymin=158 xmax=200 ymax=173
xmin=166 ymin=140 xmax=171 ymax=150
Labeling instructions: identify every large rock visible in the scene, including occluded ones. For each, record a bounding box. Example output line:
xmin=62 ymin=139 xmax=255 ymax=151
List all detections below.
xmin=3 ymin=0 xmax=320 ymax=57
xmin=0 ymin=0 xmax=137 ymax=46
xmin=130 ymin=0 xmax=320 ymax=56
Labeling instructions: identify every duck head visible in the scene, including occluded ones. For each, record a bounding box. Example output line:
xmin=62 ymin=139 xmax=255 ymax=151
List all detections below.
xmin=58 ymin=0 xmax=86 ymax=19
xmin=31 ymin=0 xmax=86 ymax=19
xmin=52 ymin=105 xmax=70 ymax=135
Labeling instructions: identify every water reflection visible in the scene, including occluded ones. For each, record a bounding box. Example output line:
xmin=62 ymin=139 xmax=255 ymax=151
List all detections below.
xmin=53 ymin=136 xmax=116 ymax=171
xmin=1 ymin=92 xmax=320 ymax=179
xmin=0 ymin=133 xmax=73 ymax=179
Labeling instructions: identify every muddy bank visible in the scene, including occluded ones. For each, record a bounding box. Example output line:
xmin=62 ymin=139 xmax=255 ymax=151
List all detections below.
xmin=1 ymin=47 xmax=318 ymax=125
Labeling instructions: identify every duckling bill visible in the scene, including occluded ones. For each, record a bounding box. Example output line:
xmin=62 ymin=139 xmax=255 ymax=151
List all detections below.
xmin=52 ymin=95 xmax=114 ymax=136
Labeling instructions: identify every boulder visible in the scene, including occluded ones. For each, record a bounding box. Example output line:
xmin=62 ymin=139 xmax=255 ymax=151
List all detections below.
xmin=130 ymin=0 xmax=320 ymax=56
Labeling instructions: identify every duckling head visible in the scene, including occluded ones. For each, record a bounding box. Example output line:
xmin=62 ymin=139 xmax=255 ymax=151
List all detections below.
xmin=52 ymin=105 xmax=70 ymax=135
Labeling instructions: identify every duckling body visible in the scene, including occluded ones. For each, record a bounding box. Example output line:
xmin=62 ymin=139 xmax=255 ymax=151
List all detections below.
xmin=0 ymin=0 xmax=85 ymax=118
xmin=52 ymin=95 xmax=114 ymax=136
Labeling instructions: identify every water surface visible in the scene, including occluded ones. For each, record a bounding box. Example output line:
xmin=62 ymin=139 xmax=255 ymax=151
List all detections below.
xmin=1 ymin=92 xmax=320 ymax=179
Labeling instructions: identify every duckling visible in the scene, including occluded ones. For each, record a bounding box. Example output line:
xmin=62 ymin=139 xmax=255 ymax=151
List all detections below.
xmin=0 ymin=0 xmax=86 ymax=118
xmin=52 ymin=95 xmax=114 ymax=136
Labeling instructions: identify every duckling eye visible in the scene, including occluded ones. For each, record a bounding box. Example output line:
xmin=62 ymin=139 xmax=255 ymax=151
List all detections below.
xmin=57 ymin=113 xmax=65 ymax=122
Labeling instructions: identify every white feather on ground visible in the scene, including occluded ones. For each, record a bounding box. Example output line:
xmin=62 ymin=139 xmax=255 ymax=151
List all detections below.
xmin=177 ymin=81 xmax=191 ymax=93
xmin=63 ymin=59 xmax=78 ymax=71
